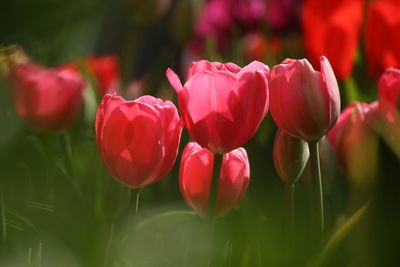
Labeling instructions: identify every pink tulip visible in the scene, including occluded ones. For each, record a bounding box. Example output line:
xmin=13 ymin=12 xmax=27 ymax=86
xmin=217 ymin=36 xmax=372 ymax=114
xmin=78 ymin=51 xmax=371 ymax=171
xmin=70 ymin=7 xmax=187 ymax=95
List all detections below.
xmin=166 ymin=60 xmax=269 ymax=154
xmin=179 ymin=142 xmax=250 ymax=217
xmin=95 ymin=94 xmax=183 ymax=188
xmin=327 ymin=102 xmax=379 ymax=183
xmin=12 ymin=63 xmax=85 ymax=131
xmin=378 ymin=68 xmax=400 ymax=124
xmin=269 ymin=56 xmax=340 ymax=141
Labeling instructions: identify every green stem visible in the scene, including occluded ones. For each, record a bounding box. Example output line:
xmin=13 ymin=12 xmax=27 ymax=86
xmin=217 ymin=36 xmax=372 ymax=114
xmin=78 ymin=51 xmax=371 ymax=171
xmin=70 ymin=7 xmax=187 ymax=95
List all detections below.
xmin=208 ymin=153 xmax=223 ymax=220
xmin=131 ymin=188 xmax=141 ymax=218
xmin=285 ymin=183 xmax=296 ymax=247
xmin=308 ymin=141 xmax=324 ymax=233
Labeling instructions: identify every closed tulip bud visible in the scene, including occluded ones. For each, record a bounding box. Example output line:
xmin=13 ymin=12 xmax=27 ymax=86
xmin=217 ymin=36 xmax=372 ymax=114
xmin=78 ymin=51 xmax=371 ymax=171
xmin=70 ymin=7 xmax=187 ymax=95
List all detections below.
xmin=12 ymin=63 xmax=84 ymax=131
xmin=327 ymin=102 xmax=379 ymax=186
xmin=167 ymin=60 xmax=269 ymax=154
xmin=273 ymin=129 xmax=309 ymax=184
xmin=269 ymin=56 xmax=340 ymax=141
xmin=365 ymin=0 xmax=400 ymax=78
xmin=86 ymin=55 xmax=119 ymax=95
xmin=180 ymin=142 xmax=250 ymax=218
xmin=302 ymin=0 xmax=363 ymax=80
xmin=95 ymin=94 xmax=183 ymax=188
xmin=378 ymin=68 xmax=400 ymax=123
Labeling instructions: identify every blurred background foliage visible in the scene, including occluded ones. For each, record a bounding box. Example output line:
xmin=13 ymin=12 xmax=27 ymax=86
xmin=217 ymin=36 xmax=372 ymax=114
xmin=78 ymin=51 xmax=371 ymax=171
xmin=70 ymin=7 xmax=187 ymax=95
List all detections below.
xmin=0 ymin=0 xmax=399 ymax=266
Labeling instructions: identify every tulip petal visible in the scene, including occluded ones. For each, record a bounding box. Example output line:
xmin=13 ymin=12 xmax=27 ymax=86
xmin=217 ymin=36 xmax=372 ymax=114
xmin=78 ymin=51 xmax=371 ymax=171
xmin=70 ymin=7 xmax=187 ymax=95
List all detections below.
xmin=217 ymin=147 xmax=250 ymax=215
xmin=187 ymin=60 xmax=218 ymax=79
xmin=166 ymin=68 xmax=183 ymax=93
xmin=182 ymin=70 xmax=237 ymax=152
xmin=319 ymin=56 xmax=341 ymax=130
xmin=231 ymin=70 xmax=269 ymax=150
xmin=100 ymin=101 xmax=164 ymax=187
xmin=180 ymin=142 xmax=214 ymax=217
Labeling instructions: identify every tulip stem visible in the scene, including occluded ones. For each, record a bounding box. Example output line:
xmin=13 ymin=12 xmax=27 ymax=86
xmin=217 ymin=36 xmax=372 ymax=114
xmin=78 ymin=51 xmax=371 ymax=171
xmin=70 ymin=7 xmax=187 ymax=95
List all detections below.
xmin=208 ymin=153 xmax=223 ymax=220
xmin=130 ymin=188 xmax=141 ymax=217
xmin=285 ymin=182 xmax=296 ymax=248
xmin=308 ymin=141 xmax=324 ymax=233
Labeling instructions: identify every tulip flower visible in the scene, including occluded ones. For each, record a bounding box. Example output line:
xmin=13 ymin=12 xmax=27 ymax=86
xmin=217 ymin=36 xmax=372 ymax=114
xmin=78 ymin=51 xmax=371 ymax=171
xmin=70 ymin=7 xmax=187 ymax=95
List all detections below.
xmin=365 ymin=0 xmax=400 ymax=78
xmin=273 ymin=129 xmax=309 ymax=184
xmin=179 ymin=142 xmax=250 ymax=218
xmin=166 ymin=60 xmax=269 ymax=154
xmin=12 ymin=63 xmax=85 ymax=131
xmin=327 ymin=102 xmax=379 ymax=185
xmin=269 ymin=56 xmax=340 ymax=142
xmin=302 ymin=0 xmax=363 ymax=80
xmin=86 ymin=55 xmax=119 ymax=94
xmin=378 ymin=68 xmax=400 ymax=123
xmin=95 ymin=94 xmax=183 ymax=188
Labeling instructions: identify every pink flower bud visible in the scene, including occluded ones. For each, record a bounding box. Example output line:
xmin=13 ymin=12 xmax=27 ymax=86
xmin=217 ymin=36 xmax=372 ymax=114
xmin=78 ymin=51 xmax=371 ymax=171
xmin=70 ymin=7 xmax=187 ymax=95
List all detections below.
xmin=378 ymin=68 xmax=400 ymax=124
xmin=86 ymin=55 xmax=119 ymax=95
xmin=179 ymin=142 xmax=250 ymax=218
xmin=327 ymin=102 xmax=379 ymax=185
xmin=95 ymin=94 xmax=183 ymax=188
xmin=12 ymin=63 xmax=85 ymax=131
xmin=269 ymin=56 xmax=340 ymax=141
xmin=167 ymin=60 xmax=269 ymax=153
xmin=273 ymin=129 xmax=309 ymax=184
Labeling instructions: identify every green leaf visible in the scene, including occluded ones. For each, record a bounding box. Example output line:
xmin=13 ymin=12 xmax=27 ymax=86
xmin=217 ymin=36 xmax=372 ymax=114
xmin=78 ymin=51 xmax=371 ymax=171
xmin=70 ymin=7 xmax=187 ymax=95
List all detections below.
xmin=308 ymin=201 xmax=370 ymax=267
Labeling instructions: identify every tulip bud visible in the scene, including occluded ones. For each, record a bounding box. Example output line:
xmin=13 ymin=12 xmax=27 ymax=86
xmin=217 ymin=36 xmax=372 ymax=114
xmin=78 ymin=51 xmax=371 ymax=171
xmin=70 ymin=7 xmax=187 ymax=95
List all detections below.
xmin=327 ymin=102 xmax=379 ymax=186
xmin=365 ymin=0 xmax=400 ymax=78
xmin=302 ymin=0 xmax=363 ymax=80
xmin=273 ymin=129 xmax=309 ymax=184
xmin=269 ymin=56 xmax=340 ymax=141
xmin=179 ymin=142 xmax=250 ymax=218
xmin=95 ymin=94 xmax=183 ymax=188
xmin=167 ymin=60 xmax=269 ymax=154
xmin=378 ymin=68 xmax=400 ymax=123
xmin=86 ymin=55 xmax=120 ymax=95
xmin=12 ymin=63 xmax=84 ymax=131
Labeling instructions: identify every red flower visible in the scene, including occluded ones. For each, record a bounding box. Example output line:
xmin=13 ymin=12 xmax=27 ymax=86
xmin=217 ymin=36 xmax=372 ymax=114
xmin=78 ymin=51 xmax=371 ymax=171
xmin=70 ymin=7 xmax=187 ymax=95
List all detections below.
xmin=327 ymin=102 xmax=379 ymax=184
xmin=269 ymin=56 xmax=340 ymax=141
xmin=167 ymin=60 xmax=269 ymax=154
xmin=378 ymin=68 xmax=400 ymax=123
xmin=302 ymin=0 xmax=363 ymax=80
xmin=179 ymin=142 xmax=250 ymax=218
xmin=365 ymin=0 xmax=400 ymax=78
xmin=12 ymin=63 xmax=84 ymax=131
xmin=87 ymin=55 xmax=119 ymax=94
xmin=95 ymin=94 xmax=183 ymax=188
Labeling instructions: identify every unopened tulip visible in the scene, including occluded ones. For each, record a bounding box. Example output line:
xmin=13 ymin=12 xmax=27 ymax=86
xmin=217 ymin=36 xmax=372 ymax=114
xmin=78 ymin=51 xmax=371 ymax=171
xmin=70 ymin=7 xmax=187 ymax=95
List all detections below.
xmin=12 ymin=63 xmax=84 ymax=131
xmin=269 ymin=56 xmax=340 ymax=141
xmin=327 ymin=102 xmax=379 ymax=185
xmin=179 ymin=142 xmax=250 ymax=217
xmin=96 ymin=94 xmax=183 ymax=188
xmin=167 ymin=60 xmax=269 ymax=153
xmin=87 ymin=55 xmax=119 ymax=94
xmin=302 ymin=0 xmax=363 ymax=80
xmin=378 ymin=68 xmax=400 ymax=123
xmin=273 ymin=129 xmax=309 ymax=184
xmin=365 ymin=0 xmax=400 ymax=78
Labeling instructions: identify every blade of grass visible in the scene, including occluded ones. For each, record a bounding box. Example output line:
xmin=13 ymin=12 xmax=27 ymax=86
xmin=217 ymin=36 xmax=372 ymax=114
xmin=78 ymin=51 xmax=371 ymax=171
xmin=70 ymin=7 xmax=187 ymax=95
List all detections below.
xmin=308 ymin=201 xmax=370 ymax=267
